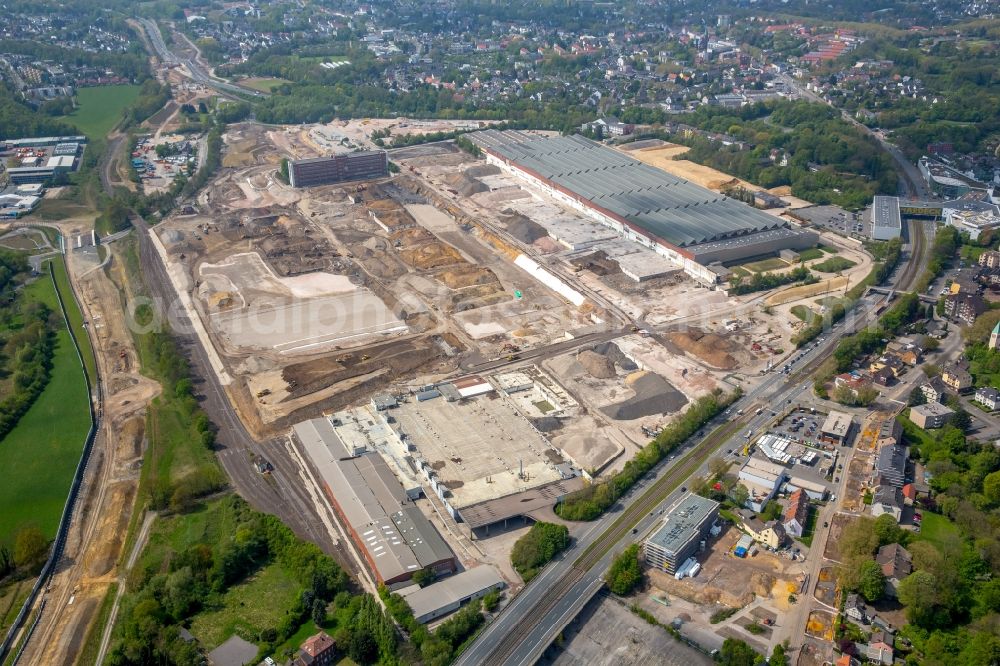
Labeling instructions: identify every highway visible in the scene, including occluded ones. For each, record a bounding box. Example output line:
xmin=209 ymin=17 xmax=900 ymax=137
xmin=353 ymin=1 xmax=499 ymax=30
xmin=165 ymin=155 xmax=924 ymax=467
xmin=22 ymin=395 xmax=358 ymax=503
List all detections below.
xmin=137 ymin=18 xmax=266 ymax=100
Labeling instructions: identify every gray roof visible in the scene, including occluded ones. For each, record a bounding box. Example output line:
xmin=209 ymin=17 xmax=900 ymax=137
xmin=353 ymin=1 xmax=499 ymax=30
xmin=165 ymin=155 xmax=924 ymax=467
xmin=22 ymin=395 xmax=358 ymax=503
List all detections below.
xmin=875 ymin=444 xmax=907 ymax=477
xmin=873 ymin=195 xmax=901 ymax=231
xmin=874 ymin=484 xmax=903 ymax=508
xmin=292 ymin=150 xmax=386 ymax=166
xmin=403 ymin=566 xmax=505 ymax=620
xmin=207 ymin=635 xmax=258 ymax=666
xmin=295 ymin=420 xmax=453 ymax=583
xmin=471 ymin=130 xmax=790 ymax=249
xmin=646 ymin=493 xmax=719 ymax=556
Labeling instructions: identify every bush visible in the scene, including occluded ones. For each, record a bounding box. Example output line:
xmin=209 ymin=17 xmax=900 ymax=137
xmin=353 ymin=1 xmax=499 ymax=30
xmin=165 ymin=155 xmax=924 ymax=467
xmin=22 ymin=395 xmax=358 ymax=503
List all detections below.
xmin=710 ymin=607 xmax=739 ymax=624
xmin=510 ymin=522 xmax=570 ymax=582
xmin=606 ymin=544 xmax=643 ymax=596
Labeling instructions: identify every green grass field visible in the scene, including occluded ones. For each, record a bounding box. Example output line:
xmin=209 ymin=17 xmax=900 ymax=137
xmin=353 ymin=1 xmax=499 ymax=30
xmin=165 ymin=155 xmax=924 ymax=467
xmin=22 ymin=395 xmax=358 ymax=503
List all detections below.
xmin=189 ymin=563 xmax=301 ymax=650
xmin=58 ymin=84 xmax=141 ymax=140
xmin=914 ymin=512 xmax=961 ymax=551
xmin=790 ymin=305 xmax=816 ymax=322
xmin=797 ymin=247 xmax=824 ymax=262
xmin=46 ymin=256 xmax=97 ymax=386
xmin=741 ymin=257 xmax=790 ymax=273
xmin=0 ymin=271 xmax=91 ymax=546
xmin=812 ymin=256 xmax=857 ymax=273
xmin=240 ymin=77 xmax=288 ymax=92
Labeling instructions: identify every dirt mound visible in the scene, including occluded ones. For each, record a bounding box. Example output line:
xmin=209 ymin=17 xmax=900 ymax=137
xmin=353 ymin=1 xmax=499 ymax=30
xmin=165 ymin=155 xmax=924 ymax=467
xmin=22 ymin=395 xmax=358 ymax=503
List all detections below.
xmin=398 ymin=241 xmax=463 ymax=269
xmin=667 ymin=329 xmax=738 ymax=369
xmin=502 ymin=212 xmax=549 ymax=244
xmin=435 ymin=265 xmax=499 ymax=289
xmin=465 ymin=164 xmax=501 ymax=178
xmin=442 ymin=171 xmax=488 ymax=197
xmin=578 ymin=349 xmax=615 ymax=378
xmin=601 ymin=372 xmax=688 ymax=421
xmin=593 ymin=341 xmax=638 ymax=371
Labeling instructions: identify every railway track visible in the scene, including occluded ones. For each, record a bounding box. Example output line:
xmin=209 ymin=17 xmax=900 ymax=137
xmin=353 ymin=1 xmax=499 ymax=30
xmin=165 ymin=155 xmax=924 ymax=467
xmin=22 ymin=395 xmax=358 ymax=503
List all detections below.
xmin=895 ymin=219 xmax=926 ymax=292
xmin=481 ymin=419 xmax=743 ymax=666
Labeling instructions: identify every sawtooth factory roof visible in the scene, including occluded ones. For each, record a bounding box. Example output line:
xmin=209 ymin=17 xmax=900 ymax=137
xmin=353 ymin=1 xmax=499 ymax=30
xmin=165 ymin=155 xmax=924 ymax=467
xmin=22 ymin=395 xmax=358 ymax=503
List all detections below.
xmin=472 ymin=130 xmax=790 ymax=248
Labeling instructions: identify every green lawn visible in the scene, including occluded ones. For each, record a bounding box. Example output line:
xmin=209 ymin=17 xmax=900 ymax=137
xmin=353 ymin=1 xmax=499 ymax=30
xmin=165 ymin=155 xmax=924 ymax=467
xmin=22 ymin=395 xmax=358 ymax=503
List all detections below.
xmin=0 ymin=271 xmax=92 ymax=546
xmin=790 ymin=305 xmax=816 ymax=322
xmin=812 ymin=256 xmax=857 ymax=273
xmin=819 ymin=244 xmax=838 ymax=254
xmin=58 ymin=84 xmax=141 ymax=140
xmin=797 ymin=507 xmax=818 ymax=548
xmin=189 ymin=563 xmax=301 ymax=650
xmin=240 ymin=77 xmax=289 ymax=92
xmin=797 ymin=247 xmax=824 ymax=262
xmin=914 ymin=512 xmax=961 ymax=551
xmin=137 ymin=499 xmax=240 ymax=574
xmin=46 ymin=256 xmax=97 ymax=386
xmin=742 ymin=257 xmax=789 ymax=273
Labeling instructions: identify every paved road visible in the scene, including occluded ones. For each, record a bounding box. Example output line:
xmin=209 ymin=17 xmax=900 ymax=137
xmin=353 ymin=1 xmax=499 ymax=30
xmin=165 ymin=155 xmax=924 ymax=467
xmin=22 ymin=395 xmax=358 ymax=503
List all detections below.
xmin=137 ymin=18 xmax=265 ymax=100
xmin=457 ymin=288 xmax=893 ymax=666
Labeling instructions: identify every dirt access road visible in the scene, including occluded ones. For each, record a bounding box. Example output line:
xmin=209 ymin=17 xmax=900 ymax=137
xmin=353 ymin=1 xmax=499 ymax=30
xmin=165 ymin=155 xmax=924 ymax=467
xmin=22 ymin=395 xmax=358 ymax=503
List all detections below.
xmin=17 ymin=228 xmax=160 ymax=666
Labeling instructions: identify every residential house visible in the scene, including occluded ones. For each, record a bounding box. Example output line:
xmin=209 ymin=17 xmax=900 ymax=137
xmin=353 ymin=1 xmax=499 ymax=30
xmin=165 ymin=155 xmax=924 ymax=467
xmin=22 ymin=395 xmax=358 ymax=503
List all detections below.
xmin=294 ymin=632 xmax=337 ymax=666
xmin=885 ymin=338 xmax=923 ymax=366
xmin=901 ymin=483 xmax=917 ymax=504
xmin=835 ymin=655 xmax=858 ymax=666
xmin=909 ymin=402 xmax=954 ymax=429
xmin=870 ymin=353 xmax=906 ymax=379
xmin=783 ymin=489 xmax=809 ymax=538
xmin=871 ymin=485 xmax=904 ymax=522
xmin=975 ymin=386 xmax=999 ymax=411
xmin=871 ymin=366 xmax=895 ymax=387
xmin=876 ymin=420 xmax=902 ymax=448
xmin=580 ymin=116 xmax=634 ymax=136
xmin=941 ymin=365 xmax=973 ymax=393
xmin=921 ymin=376 xmax=948 ymax=404
xmin=876 ymin=543 xmax=912 ymax=598
xmin=845 ymin=593 xmax=868 ymax=623
xmin=944 ymin=292 xmax=986 ymax=325
xmin=873 ymin=444 xmax=907 ymax=487
xmin=835 ymin=373 xmax=869 ymax=397
xmin=980 ymin=249 xmax=1000 ymax=269
xmin=741 ymin=516 xmax=786 ymax=549
xmin=859 ymin=637 xmax=894 ymax=666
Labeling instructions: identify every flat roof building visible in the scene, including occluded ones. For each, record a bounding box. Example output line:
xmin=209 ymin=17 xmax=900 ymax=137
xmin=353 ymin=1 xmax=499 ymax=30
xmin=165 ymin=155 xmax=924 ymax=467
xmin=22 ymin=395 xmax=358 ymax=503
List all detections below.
xmin=871 ymin=195 xmax=902 ymax=240
xmin=402 ymin=566 xmax=505 ymax=623
xmin=820 ymin=410 xmax=853 ymax=445
xmin=289 ymin=150 xmax=388 ymax=188
xmin=470 ymin=130 xmax=818 ymax=285
xmin=910 ymin=402 xmax=954 ymax=430
xmin=294 ymin=420 xmax=456 ymax=588
xmin=643 ymin=493 xmax=719 ymax=574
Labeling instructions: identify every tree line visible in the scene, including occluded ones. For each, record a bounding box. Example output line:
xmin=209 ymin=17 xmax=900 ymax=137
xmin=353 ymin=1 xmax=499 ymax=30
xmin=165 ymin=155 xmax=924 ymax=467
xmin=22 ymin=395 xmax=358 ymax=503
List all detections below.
xmin=556 ymin=389 xmax=739 ymax=521
xmin=729 ymin=265 xmax=817 ymax=296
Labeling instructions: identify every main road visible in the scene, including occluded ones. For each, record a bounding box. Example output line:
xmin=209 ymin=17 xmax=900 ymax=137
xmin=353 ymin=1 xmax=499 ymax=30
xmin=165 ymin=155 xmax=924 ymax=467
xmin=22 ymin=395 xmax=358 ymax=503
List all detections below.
xmin=137 ymin=18 xmax=266 ymax=100
xmin=457 ymin=227 xmax=926 ymax=666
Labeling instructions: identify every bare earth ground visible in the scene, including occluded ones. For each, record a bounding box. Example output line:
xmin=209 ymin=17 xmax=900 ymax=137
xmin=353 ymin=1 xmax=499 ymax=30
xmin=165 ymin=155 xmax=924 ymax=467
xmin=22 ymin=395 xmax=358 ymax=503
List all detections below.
xmin=17 ymin=230 xmax=160 ymax=666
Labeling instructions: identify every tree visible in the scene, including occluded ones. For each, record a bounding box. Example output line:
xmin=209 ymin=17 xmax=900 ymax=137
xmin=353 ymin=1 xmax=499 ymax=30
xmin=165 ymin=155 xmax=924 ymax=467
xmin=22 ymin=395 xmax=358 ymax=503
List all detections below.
xmin=279 ymin=158 xmax=289 ymax=184
xmin=898 ymin=570 xmax=941 ymax=628
xmin=348 ymin=628 xmax=378 ymax=665
xmin=311 ymin=597 xmax=326 ymax=625
xmin=732 ymin=483 xmax=750 ymax=508
xmin=984 ymin=470 xmax=1000 ymax=506
xmin=950 ymin=408 xmax=972 ymax=432
xmin=718 ymin=637 xmax=763 ymax=666
xmin=909 ymin=387 xmax=927 ymax=406
xmin=858 ymin=559 xmax=887 ymax=602
xmin=606 ymin=545 xmax=643 ymax=596
xmin=13 ymin=526 xmax=48 ymax=569
xmin=856 ymin=385 xmax=879 ymax=407
xmin=873 ymin=513 xmax=906 ymax=547
xmin=709 ymin=457 xmax=730 ymax=478
xmin=769 ymin=642 xmax=789 ymax=666
xmin=412 ymin=566 xmax=437 ymax=588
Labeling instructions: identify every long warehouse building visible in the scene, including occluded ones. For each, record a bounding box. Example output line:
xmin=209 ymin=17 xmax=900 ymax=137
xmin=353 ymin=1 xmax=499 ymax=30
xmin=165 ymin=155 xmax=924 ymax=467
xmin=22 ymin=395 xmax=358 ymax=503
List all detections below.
xmin=289 ymin=150 xmax=388 ymax=188
xmin=470 ymin=130 xmax=818 ymax=284
xmin=293 ymin=417 xmax=457 ymax=588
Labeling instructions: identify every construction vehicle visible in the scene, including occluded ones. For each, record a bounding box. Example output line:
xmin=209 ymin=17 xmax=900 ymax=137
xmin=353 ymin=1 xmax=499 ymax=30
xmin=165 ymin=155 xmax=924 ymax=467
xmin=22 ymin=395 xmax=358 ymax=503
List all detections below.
xmin=360 ymin=355 xmax=370 ymax=361
xmin=256 ymin=388 xmax=271 ymax=398
xmin=629 ymin=325 xmax=639 ymax=332
xmin=506 ymin=354 xmax=519 ymax=361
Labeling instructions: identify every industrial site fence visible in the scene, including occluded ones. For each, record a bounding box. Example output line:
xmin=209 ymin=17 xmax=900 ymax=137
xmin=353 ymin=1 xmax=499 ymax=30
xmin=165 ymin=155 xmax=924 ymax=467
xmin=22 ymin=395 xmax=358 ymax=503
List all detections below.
xmin=0 ymin=250 xmax=100 ymax=661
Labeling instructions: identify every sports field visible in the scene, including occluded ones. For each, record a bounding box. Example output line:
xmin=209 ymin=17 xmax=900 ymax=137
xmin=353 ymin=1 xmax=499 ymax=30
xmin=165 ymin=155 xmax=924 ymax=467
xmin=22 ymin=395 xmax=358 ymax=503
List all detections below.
xmin=59 ymin=84 xmax=141 ymax=139
xmin=0 ymin=268 xmax=91 ymax=545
